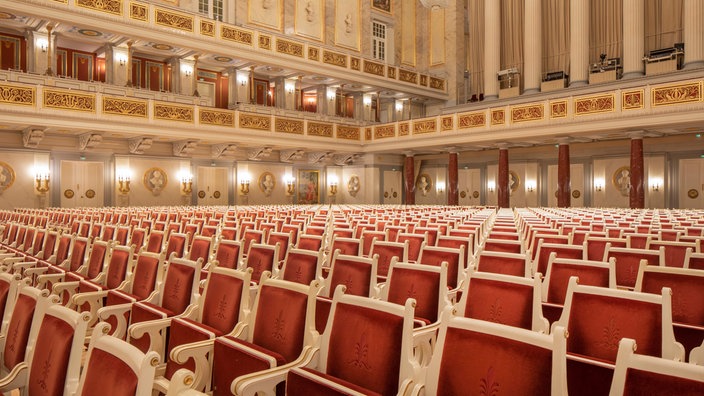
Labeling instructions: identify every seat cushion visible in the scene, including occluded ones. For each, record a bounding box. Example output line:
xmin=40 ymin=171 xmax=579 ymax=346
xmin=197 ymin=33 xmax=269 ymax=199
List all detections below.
xmin=286 ymin=367 xmax=381 ymax=396
xmin=212 ymin=336 xmax=285 ymax=396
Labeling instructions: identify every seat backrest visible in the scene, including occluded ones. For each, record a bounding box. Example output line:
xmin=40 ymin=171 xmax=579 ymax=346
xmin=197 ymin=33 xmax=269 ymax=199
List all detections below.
xmin=245 ymin=243 xmax=279 ymax=283
xmin=68 ymin=236 xmax=91 ymax=272
xmin=424 ymin=316 xmax=568 ymax=395
xmin=53 ymin=234 xmax=74 ymax=265
xmin=267 ymin=231 xmax=292 ymax=262
xmin=188 ymin=235 xmax=213 ymax=264
xmin=242 ymin=229 xmax=264 ymax=256
xmin=543 ymin=255 xmax=616 ymax=306
xmin=40 ymin=230 xmax=58 ymax=261
xmin=648 ymin=240 xmax=695 ymax=268
xmin=104 ymin=245 xmax=135 ymax=290
xmin=219 ymin=226 xmax=238 ymax=241
xmin=296 ymin=234 xmax=323 ymax=251
xmin=584 ymin=236 xmax=626 ymax=261
xmin=213 ymin=239 xmax=242 ymax=270
xmin=437 ymin=234 xmax=474 ymax=265
xmin=396 ymin=232 xmax=427 ymax=262
xmin=381 ymin=261 xmax=449 ymax=325
xmin=83 ymin=240 xmax=111 ymax=280
xmin=144 ymin=230 xmax=164 ymax=254
xmin=532 ymin=240 xmax=585 ymax=276
xmin=317 ymin=289 xmax=416 ymax=396
xmin=329 ymin=235 xmax=362 ymax=257
xmin=129 ymin=252 xmax=164 ymax=301
xmin=482 ymin=238 xmax=523 ymax=254
xmin=76 ymin=323 xmax=159 ymax=396
xmin=606 ymin=246 xmax=664 ymax=289
xmin=360 ymin=230 xmax=386 ymax=257
xmin=325 ymin=251 xmax=378 ymax=298
xmin=2 ymin=286 xmax=47 ymax=373
xmin=198 ymin=267 xmax=252 ymax=333
xmin=281 ymin=248 xmax=323 ymax=285
xmin=610 ymin=338 xmax=704 ymax=396
xmin=164 ymin=232 xmax=188 ymax=259
xmin=457 ymin=270 xmax=548 ymax=333
xmin=370 ymin=240 xmax=408 ymax=278
xmin=475 ymin=250 xmax=530 ymax=277
xmin=418 ymin=245 xmax=465 ymax=289
xmin=158 ymin=255 xmax=202 ymax=315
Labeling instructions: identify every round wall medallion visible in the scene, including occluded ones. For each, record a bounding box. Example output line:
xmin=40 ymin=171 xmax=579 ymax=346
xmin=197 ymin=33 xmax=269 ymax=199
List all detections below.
xmin=572 ymin=190 xmax=581 ymax=199
xmin=688 ymin=189 xmax=699 ymax=199
xmin=473 ymin=190 xmax=480 ymax=198
xmin=213 ymin=191 xmax=221 ymax=199
xmin=384 ymin=191 xmax=389 ymax=198
xmin=0 ymin=161 xmax=16 ymax=192
xmin=64 ymin=189 xmax=74 ymax=199
xmin=85 ymin=189 xmax=95 ymax=199
xmin=392 ymin=192 xmax=398 ymax=198
xmin=214 ymin=56 xmax=233 ymax=63
xmin=152 ymin=43 xmax=173 ymax=51
xmin=78 ymin=29 xmax=102 ymax=37
xmin=198 ymin=190 xmax=206 ymax=199
xmin=460 ymin=191 xmax=467 ymax=198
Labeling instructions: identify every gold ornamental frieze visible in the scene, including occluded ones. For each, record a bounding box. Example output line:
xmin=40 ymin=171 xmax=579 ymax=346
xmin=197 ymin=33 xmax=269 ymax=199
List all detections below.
xmin=43 ymin=89 xmax=95 ymax=112
xmin=130 ymin=2 xmax=147 ymax=21
xmin=221 ymin=26 xmax=253 ymax=46
xmin=275 ymin=118 xmax=304 ymax=134
xmin=350 ymin=57 xmax=361 ymax=71
xmin=307 ymin=122 xmax=333 ymax=137
xmin=490 ymin=109 xmax=505 ymax=125
xmin=0 ymin=84 xmax=35 ymax=106
xmin=200 ymin=109 xmax=234 ymax=127
xmin=575 ymin=94 xmax=614 ymax=115
xmin=440 ymin=116 xmax=454 ymax=131
xmin=276 ymin=39 xmax=303 ymax=57
xmin=308 ymin=47 xmax=320 ymax=61
xmin=239 ymin=113 xmax=270 ymax=130
xmin=76 ymin=0 xmax=123 ymax=15
xmin=365 ymin=127 xmax=372 ymax=141
xmin=651 ymin=82 xmax=701 ymax=107
xmin=323 ymin=50 xmax=347 ymax=67
xmin=200 ymin=20 xmax=214 ymax=37
xmin=154 ymin=102 xmax=193 ymax=122
xmin=429 ymin=77 xmax=445 ymax=91
xmin=511 ymin=104 xmax=544 ymax=123
xmin=413 ymin=119 xmax=436 ymax=134
xmin=374 ymin=125 xmax=396 ymax=139
xmin=399 ymin=70 xmax=417 ymax=84
xmin=155 ymin=9 xmax=193 ymax=32
xmin=337 ymin=126 xmax=360 ymax=140
xmin=458 ymin=112 xmax=485 ymax=129
xmin=398 ymin=123 xmax=410 ymax=136
xmin=420 ymin=75 xmax=428 ymax=86
xmin=363 ymin=60 xmax=385 ymax=76
xmin=550 ymin=101 xmax=567 ymax=118
xmin=388 ymin=67 xmax=396 ymax=79
xmin=103 ymin=97 xmax=147 ymax=117
xmin=259 ymin=35 xmax=272 ymax=50
xmin=622 ymin=90 xmax=644 ymax=110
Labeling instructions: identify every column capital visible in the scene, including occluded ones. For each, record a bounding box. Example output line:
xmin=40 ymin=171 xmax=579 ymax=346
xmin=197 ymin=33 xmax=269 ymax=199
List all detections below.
xmin=403 ymin=150 xmax=415 ymax=157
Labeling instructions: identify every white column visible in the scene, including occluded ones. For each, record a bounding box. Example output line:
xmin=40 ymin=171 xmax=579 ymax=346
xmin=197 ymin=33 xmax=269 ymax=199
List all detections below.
xmin=622 ymin=0 xmax=645 ymax=79
xmin=483 ymin=0 xmax=501 ymax=100
xmin=524 ymin=0 xmax=542 ymax=93
xmin=683 ymin=0 xmax=704 ymax=69
xmin=569 ymin=0 xmax=589 ymax=86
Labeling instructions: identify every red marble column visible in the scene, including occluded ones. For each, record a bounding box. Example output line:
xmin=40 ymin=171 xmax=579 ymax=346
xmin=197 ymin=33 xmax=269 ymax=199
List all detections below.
xmin=557 ymin=143 xmax=571 ymax=207
xmin=630 ymin=138 xmax=645 ymax=208
xmin=404 ymin=155 xmax=415 ymax=205
xmin=498 ymin=148 xmax=510 ymax=208
xmin=448 ymin=152 xmax=459 ymax=206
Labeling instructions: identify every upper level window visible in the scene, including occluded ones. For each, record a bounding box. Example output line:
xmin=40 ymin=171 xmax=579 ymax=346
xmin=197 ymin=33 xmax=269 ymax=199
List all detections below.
xmin=199 ymin=0 xmax=223 ymax=21
xmin=372 ymin=21 xmax=386 ymax=61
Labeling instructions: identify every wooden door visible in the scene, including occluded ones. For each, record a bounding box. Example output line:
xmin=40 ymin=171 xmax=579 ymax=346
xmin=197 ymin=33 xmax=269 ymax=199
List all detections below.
xmin=196 ymin=166 xmax=228 ymax=206
xmin=60 ymin=160 xmax=104 ymax=208
xmin=383 ymin=170 xmax=402 ymax=204
xmin=679 ymin=158 xmax=704 ymax=209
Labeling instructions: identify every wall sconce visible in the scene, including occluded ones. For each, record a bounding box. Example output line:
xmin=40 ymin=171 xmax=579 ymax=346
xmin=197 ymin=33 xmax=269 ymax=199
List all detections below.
xmin=37 ymin=39 xmax=48 ymax=53
xmin=238 ymin=77 xmax=247 ymax=86
xmin=285 ymin=84 xmax=295 ymax=95
xmin=185 ymin=69 xmax=192 ymax=77
xmin=650 ymin=178 xmax=662 ymax=192
xmin=116 ymin=172 xmax=131 ymax=195
xmin=328 ymin=175 xmax=339 ymax=196
xmin=436 ymin=181 xmax=445 ymax=194
xmin=180 ymin=174 xmax=193 ymax=195
xmin=487 ymin=180 xmax=495 ymax=193
xmin=35 ymin=171 xmax=50 ymax=194
xmin=284 ymin=175 xmax=295 ymax=196
xmin=363 ymin=97 xmax=372 ymax=108
xmin=526 ymin=180 xmax=536 ymax=193
xmin=594 ymin=179 xmax=604 ymax=192
xmin=240 ymin=177 xmax=250 ymax=195
xmin=395 ymin=101 xmax=404 ymax=112
xmin=116 ymin=53 xmax=127 ymax=66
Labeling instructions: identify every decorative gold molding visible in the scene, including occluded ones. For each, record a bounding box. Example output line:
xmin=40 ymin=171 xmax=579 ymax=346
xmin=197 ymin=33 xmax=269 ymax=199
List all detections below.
xmin=154 ymin=102 xmax=193 ymax=122
xmin=221 ymin=26 xmax=253 ymax=45
xmin=490 ymin=109 xmax=505 ymax=125
xmin=363 ymin=60 xmax=385 ymax=76
xmin=308 ymin=47 xmax=320 ymax=61
xmin=458 ymin=112 xmax=485 ymax=129
xmin=76 ymin=0 xmax=122 ymax=15
xmin=239 ymin=113 xmax=271 ymax=130
xmin=622 ymin=90 xmax=644 ymax=110
xmin=52 ymin=0 xmax=67 ymax=3
xmin=200 ymin=109 xmax=234 ymax=127
xmin=387 ymin=66 xmax=396 ymax=79
xmin=374 ymin=124 xmax=396 ymax=139
xmin=413 ymin=119 xmax=436 ymax=134
xmin=575 ymin=94 xmax=614 ymax=115
xmin=440 ymin=116 xmax=454 ymax=131
xmin=350 ymin=57 xmax=361 ymax=71
xmin=365 ymin=127 xmax=372 ymax=141
xmin=337 ymin=126 xmax=360 ymax=140
xmin=419 ymin=75 xmax=428 ymax=86
xmin=651 ymin=82 xmax=701 ymax=107
xmin=307 ymin=122 xmax=334 ymax=137
xmin=429 ymin=76 xmax=445 ymax=91
xmin=399 ymin=69 xmax=418 ymax=84
xmin=275 ymin=117 xmax=304 ymax=134
xmin=103 ymin=97 xmax=147 ymax=117
xmin=155 ymin=8 xmax=193 ymax=32
xmin=43 ymin=89 xmax=95 ymax=112
xmin=259 ymin=35 xmax=272 ymax=50
xmin=511 ymin=104 xmax=544 ymax=123
xmin=276 ymin=39 xmax=303 ymax=57
xmin=323 ymin=50 xmax=347 ymax=68
xmin=200 ymin=20 xmax=214 ymax=37
xmin=550 ymin=101 xmax=567 ymax=118
xmin=398 ymin=123 xmax=410 ymax=136
xmin=0 ymin=84 xmax=35 ymax=106
xmin=130 ymin=2 xmax=147 ymax=21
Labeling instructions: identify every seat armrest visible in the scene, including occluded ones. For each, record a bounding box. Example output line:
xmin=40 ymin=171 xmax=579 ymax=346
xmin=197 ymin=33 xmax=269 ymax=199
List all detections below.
xmin=169 ymin=339 xmax=216 ymax=392
xmin=163 ymin=369 xmax=203 ymax=396
xmin=97 ymin=302 xmax=134 ymax=339
xmin=0 ymin=362 xmax=28 ymax=393
xmin=52 ymin=281 xmax=81 ymax=307
xmin=232 ymin=346 xmax=320 ymax=396
xmin=412 ymin=321 xmax=441 ymax=367
xmin=72 ymin=290 xmax=109 ymax=327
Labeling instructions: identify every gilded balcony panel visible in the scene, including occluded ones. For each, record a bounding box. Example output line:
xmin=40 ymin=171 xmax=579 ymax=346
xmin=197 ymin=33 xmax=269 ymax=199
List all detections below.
xmin=337 ymin=126 xmax=360 ymax=140
xmin=155 ymin=8 xmax=194 ymax=32
xmin=458 ymin=112 xmax=485 ymax=129
xmin=550 ymin=101 xmax=567 ymax=118
xmin=239 ymin=113 xmax=271 ymax=130
xmin=575 ymin=94 xmax=615 ymax=116
xmin=129 ymin=2 xmax=147 ymax=21
xmin=374 ymin=124 xmax=396 ymax=139
xmin=275 ymin=118 xmax=304 ymax=134
xmin=76 ymin=0 xmax=122 ymax=15
xmin=651 ymin=82 xmax=702 ymax=107
xmin=511 ymin=104 xmax=544 ymax=123
xmin=307 ymin=122 xmax=334 ymax=137
xmin=622 ymin=90 xmax=644 ymax=110
xmin=413 ymin=119 xmax=436 ymax=135
xmin=221 ymin=26 xmax=254 ymax=46
xmin=43 ymin=89 xmax=95 ymax=112
xmin=154 ymin=102 xmax=193 ymax=122
xmin=0 ymin=84 xmax=35 ymax=107
xmin=103 ymin=97 xmax=147 ymax=117
xmin=323 ymin=50 xmax=347 ymax=67
xmin=200 ymin=109 xmax=234 ymax=127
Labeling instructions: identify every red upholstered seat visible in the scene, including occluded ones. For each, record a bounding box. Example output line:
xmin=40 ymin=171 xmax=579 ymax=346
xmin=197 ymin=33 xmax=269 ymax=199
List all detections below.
xmin=418 ymin=316 xmax=568 ymax=395
xmin=648 ymin=240 xmax=695 ymax=268
xmin=584 ymin=236 xmax=627 ymax=261
xmin=531 ymin=240 xmax=584 ymax=276
xmin=475 ymin=250 xmax=530 ymax=277
xmin=296 ymin=234 xmax=323 ymax=251
xmin=241 ymin=229 xmax=264 ymax=258
xmin=370 ymin=240 xmax=408 ymax=279
xmin=211 ymin=239 xmax=242 ymax=270
xmin=286 ymin=289 xmax=416 ymax=396
xmin=245 ymin=243 xmax=279 ymax=283
xmin=554 ymin=278 xmax=683 ymax=396
xmin=605 ymin=246 xmax=664 ymax=289
xmin=281 ymin=248 xmax=323 ymax=285
xmin=482 ymin=238 xmax=523 ymax=254
xmin=1 ymin=286 xmax=45 ymax=375
xmin=267 ymin=231 xmax=293 ymax=264
xmin=417 ymin=245 xmax=465 ymax=291
xmin=360 ymin=230 xmax=386 ymax=257
xmin=328 ymin=235 xmax=361 ymax=257
xmin=144 ymin=230 xmax=164 ymax=254
xmin=396 ymin=233 xmax=427 ymax=263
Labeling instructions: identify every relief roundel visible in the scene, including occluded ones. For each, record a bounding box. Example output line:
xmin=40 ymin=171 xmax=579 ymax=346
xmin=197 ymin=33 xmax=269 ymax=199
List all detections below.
xmin=688 ymin=189 xmax=699 ymax=199
xmin=0 ymin=161 xmax=16 ymax=193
